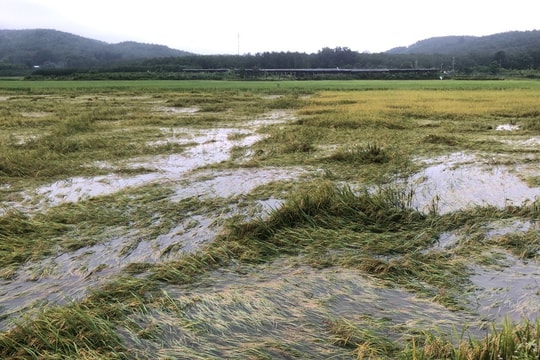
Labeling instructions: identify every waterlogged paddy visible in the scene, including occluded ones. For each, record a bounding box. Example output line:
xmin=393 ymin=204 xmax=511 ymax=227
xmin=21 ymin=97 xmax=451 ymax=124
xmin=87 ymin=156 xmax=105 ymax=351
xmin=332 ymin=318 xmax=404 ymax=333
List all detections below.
xmin=409 ymin=152 xmax=540 ymax=214
xmin=1 ymin=84 xmax=540 ymax=358
xmin=0 ymin=107 xmax=309 ymax=329
xmin=0 ymin=165 xmax=301 ymax=329
xmin=151 ymin=263 xmax=477 ymax=358
xmin=12 ymin=112 xmax=290 ymax=213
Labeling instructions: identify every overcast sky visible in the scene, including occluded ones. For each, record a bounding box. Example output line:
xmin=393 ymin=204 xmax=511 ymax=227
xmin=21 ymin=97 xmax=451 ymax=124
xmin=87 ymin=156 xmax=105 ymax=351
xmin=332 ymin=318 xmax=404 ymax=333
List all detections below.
xmin=1 ymin=0 xmax=538 ymax=55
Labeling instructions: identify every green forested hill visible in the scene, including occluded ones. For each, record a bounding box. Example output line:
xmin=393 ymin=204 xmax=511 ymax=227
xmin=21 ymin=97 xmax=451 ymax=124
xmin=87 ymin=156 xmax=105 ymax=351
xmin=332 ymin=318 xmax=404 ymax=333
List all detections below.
xmin=2 ymin=28 xmax=540 ymax=78
xmin=387 ymin=30 xmax=540 ymax=55
xmin=0 ymin=29 xmax=191 ymax=68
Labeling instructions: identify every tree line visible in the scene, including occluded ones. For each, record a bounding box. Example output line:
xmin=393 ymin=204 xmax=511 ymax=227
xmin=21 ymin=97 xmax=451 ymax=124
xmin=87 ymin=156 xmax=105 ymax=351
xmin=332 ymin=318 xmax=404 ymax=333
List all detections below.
xmin=4 ymin=29 xmax=540 ymax=79
xmin=23 ymin=46 xmax=540 ymax=79
xmin=139 ymin=46 xmax=540 ymax=74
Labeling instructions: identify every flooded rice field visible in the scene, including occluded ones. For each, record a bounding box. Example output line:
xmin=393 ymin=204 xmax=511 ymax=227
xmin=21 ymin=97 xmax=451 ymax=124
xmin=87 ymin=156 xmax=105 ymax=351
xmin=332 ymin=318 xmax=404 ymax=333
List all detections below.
xmin=152 ymin=262 xmax=477 ymax=358
xmin=4 ymin=110 xmax=295 ymax=214
xmin=409 ymin=149 xmax=540 ymax=325
xmin=0 ymin=109 xmax=311 ymax=329
xmin=1 ymin=86 xmax=540 ymax=357
xmin=409 ymin=152 xmax=540 ymax=214
xmin=2 ymin=115 xmax=539 ymax=328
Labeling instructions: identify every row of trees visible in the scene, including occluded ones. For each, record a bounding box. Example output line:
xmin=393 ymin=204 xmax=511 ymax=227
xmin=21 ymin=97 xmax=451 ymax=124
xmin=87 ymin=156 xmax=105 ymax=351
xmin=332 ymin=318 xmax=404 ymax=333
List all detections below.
xmin=142 ymin=47 xmax=540 ymax=73
xmin=18 ymin=46 xmax=540 ymax=79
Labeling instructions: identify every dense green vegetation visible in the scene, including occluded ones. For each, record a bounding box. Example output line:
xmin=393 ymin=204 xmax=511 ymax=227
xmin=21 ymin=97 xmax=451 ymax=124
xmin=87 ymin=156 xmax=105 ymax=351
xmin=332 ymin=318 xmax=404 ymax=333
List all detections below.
xmin=137 ymin=30 xmax=540 ymax=76
xmin=2 ymin=78 xmax=540 ymax=91
xmin=0 ymin=29 xmax=191 ymax=75
xmin=3 ymin=29 xmax=540 ymax=78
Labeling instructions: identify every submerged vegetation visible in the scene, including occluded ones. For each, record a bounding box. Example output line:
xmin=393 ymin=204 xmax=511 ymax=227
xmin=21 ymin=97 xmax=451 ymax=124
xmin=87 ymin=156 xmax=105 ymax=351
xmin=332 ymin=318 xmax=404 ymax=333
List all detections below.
xmin=0 ymin=79 xmax=539 ymax=359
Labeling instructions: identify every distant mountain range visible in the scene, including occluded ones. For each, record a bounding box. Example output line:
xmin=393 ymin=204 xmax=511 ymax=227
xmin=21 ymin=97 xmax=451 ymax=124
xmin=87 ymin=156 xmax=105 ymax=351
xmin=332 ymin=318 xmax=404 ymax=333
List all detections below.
xmin=1 ymin=28 xmax=540 ymax=75
xmin=0 ymin=29 xmax=192 ymax=68
xmin=387 ymin=30 xmax=540 ymax=55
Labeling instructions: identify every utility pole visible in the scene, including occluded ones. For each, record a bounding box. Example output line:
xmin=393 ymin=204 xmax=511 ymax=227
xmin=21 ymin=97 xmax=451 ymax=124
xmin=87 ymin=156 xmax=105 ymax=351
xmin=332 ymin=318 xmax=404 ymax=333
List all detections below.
xmin=237 ymin=33 xmax=240 ymax=56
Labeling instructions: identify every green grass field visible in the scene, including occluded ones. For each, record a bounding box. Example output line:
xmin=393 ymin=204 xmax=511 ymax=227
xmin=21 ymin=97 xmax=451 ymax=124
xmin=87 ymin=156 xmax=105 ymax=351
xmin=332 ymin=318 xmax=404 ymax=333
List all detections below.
xmin=2 ymin=78 xmax=540 ymax=91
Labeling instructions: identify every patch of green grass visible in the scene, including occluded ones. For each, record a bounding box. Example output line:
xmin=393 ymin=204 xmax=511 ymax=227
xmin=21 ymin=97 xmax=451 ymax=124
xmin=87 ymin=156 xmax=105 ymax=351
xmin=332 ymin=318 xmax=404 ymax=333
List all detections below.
xmin=0 ymin=210 xmax=70 ymax=278
xmin=522 ymin=118 xmax=540 ymax=131
xmin=326 ymin=317 xmax=398 ymax=355
xmin=328 ymin=142 xmax=391 ymax=164
xmin=525 ymin=176 xmax=540 ymax=187
xmin=145 ymin=182 xmax=425 ymax=282
xmin=491 ymin=230 xmax=540 ymax=259
xmin=264 ymin=93 xmax=305 ymax=109
xmin=0 ymin=277 xmax=154 ymax=359
xmin=422 ymin=133 xmax=459 ymax=146
xmin=4 ymin=79 xmax=540 ymax=91
xmin=404 ymin=317 xmax=540 ymax=360
xmin=0 ymin=303 xmax=127 ymax=359
xmin=253 ymin=124 xmax=318 ymax=158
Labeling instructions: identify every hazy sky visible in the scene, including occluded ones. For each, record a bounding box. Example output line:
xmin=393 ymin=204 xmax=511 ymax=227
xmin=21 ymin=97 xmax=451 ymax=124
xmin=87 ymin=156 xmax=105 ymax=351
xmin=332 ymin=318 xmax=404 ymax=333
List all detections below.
xmin=1 ymin=0 xmax=538 ymax=55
